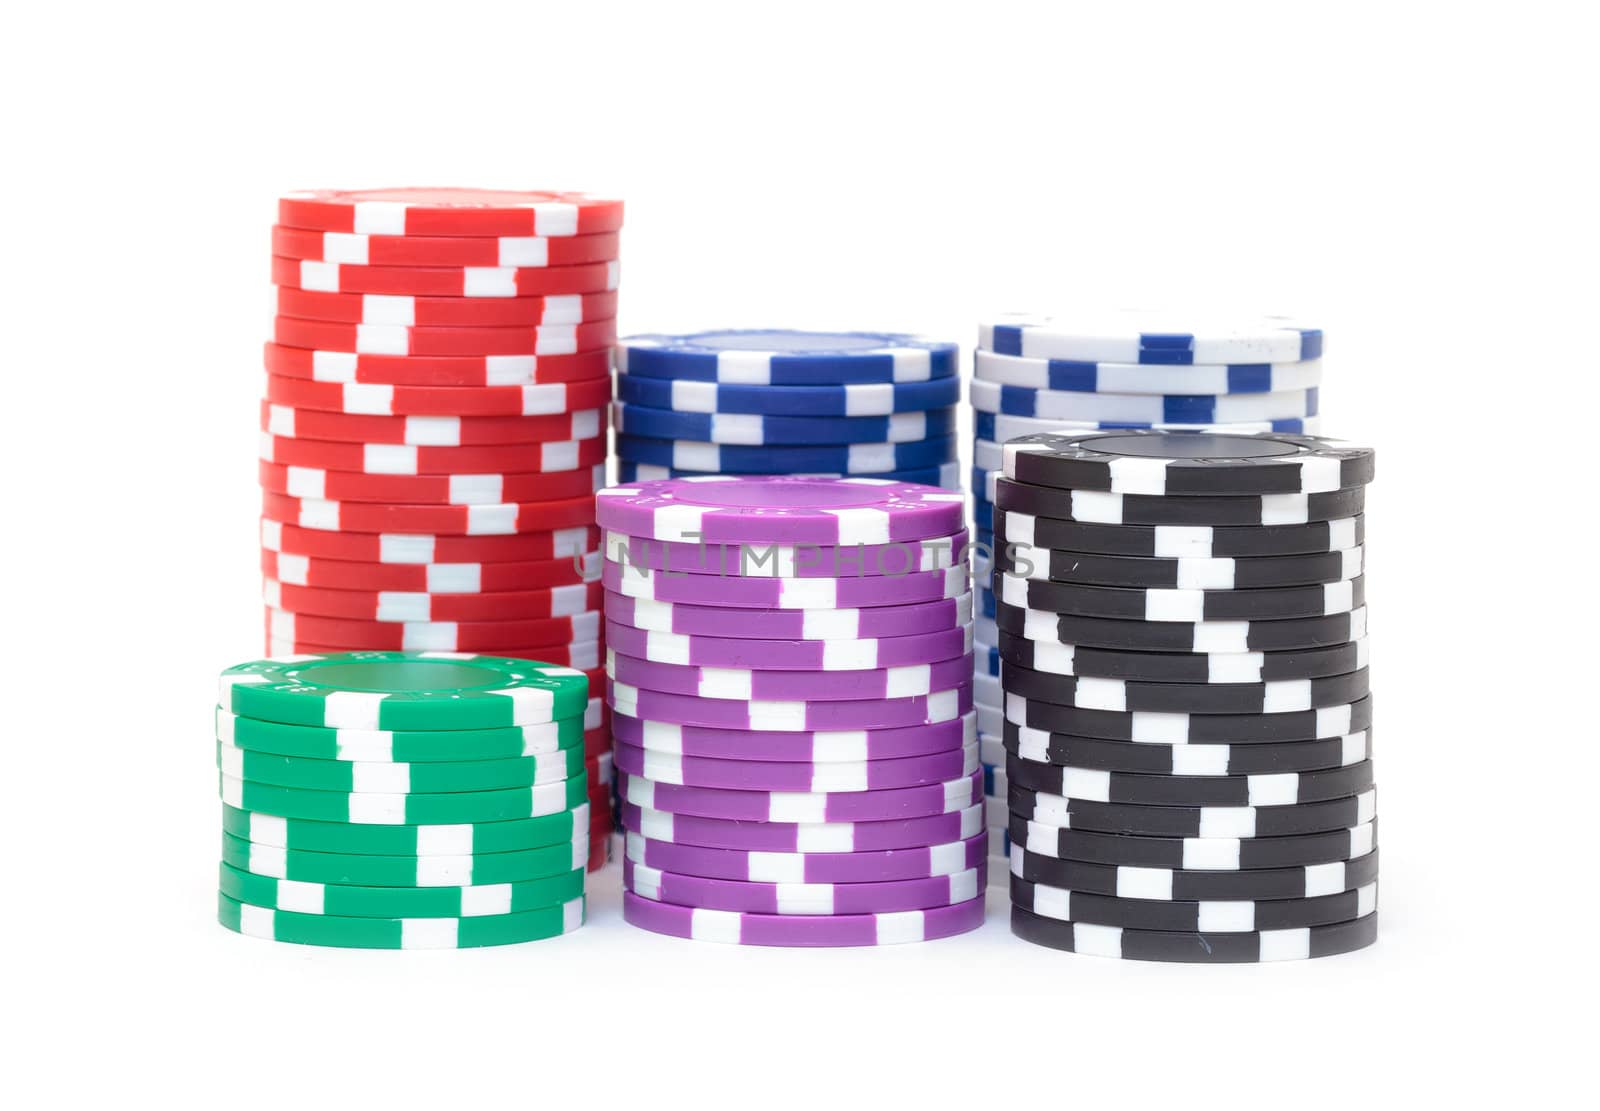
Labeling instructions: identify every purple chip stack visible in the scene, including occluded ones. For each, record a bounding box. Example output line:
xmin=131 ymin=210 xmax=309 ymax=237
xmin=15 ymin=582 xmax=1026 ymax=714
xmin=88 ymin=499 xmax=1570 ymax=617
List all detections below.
xmin=594 ymin=475 xmax=987 ymax=946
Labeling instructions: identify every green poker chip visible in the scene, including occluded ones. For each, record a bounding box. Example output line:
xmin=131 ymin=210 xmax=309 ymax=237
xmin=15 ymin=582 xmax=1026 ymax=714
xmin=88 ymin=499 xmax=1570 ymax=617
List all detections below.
xmin=221 ymin=829 xmax=587 ymax=887
xmin=215 ymin=706 xmax=587 ymax=762
xmin=219 ymin=861 xmax=584 ymax=918
xmin=219 ymin=652 xmax=590 ymax=730
xmin=219 ymin=770 xmax=587 ymax=825
xmin=218 ymin=891 xmax=585 ymax=949
xmin=220 ymin=802 xmax=592 ymax=856
xmin=217 ymin=740 xmax=585 ymax=794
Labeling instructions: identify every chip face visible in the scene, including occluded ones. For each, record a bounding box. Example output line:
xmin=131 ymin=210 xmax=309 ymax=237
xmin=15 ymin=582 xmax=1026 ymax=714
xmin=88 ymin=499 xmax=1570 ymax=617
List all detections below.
xmin=218 ymin=651 xmax=590 ymax=729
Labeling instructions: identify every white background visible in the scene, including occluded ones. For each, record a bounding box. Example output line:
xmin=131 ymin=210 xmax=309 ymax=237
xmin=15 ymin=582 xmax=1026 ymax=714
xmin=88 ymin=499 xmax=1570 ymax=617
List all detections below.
xmin=3 ymin=1 xmax=1595 ymax=1106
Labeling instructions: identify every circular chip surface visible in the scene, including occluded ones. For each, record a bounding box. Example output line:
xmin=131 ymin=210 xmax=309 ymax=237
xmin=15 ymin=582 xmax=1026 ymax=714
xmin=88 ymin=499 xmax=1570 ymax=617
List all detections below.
xmin=1003 ymin=430 xmax=1375 ymax=495
xmin=219 ymin=651 xmax=590 ymax=729
xmin=617 ymin=330 xmax=959 ymax=385
xmin=595 ymin=476 xmax=965 ymax=545
xmin=980 ymin=311 xmax=1321 ymax=364
xmin=279 ymin=189 xmax=624 ymax=236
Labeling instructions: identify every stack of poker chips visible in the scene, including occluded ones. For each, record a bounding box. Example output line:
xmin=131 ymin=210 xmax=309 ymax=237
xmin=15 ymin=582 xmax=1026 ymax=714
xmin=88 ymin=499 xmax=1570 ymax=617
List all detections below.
xmin=215 ymin=653 xmax=591 ymax=949
xmin=612 ymin=330 xmax=961 ymax=490
xmin=968 ymin=313 xmax=1326 ymax=879
xmin=258 ymin=188 xmax=623 ymax=866
xmin=992 ymin=429 xmax=1376 ymax=962
xmin=595 ymin=476 xmax=987 ymax=947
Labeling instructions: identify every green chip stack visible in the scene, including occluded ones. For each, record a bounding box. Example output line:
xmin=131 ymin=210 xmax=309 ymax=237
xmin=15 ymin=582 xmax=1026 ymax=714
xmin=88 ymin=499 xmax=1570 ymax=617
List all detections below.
xmin=214 ymin=651 xmax=592 ymax=949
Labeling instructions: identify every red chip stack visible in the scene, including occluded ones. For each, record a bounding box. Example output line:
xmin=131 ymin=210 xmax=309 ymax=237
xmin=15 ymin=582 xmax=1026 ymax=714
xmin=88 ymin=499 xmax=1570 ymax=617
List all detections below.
xmin=258 ymin=188 xmax=623 ymax=869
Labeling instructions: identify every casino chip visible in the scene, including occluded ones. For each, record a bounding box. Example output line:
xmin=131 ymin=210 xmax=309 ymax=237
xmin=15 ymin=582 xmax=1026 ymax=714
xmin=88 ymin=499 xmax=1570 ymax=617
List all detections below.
xmin=970 ymin=316 xmax=1376 ymax=959
xmin=613 ymin=331 xmax=962 ymax=491
xmin=256 ymin=189 xmax=621 ymax=855
xmin=602 ymin=475 xmax=982 ymax=945
xmin=214 ymin=652 xmax=597 ymax=948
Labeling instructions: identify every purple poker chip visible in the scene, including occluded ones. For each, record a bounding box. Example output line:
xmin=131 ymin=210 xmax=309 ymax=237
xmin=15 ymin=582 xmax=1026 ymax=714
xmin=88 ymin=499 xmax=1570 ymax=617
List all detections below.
xmin=605 ymin=618 xmax=974 ymax=670
xmin=624 ymin=857 xmax=985 ymax=915
xmin=611 ymin=711 xmax=977 ymax=762
xmin=624 ymin=828 xmax=990 ymax=882
xmin=607 ymin=678 xmax=973 ymax=731
xmin=613 ymin=738 xmax=979 ymax=792
xmin=594 ymin=477 xmax=967 ymax=546
xmin=606 ymin=649 xmax=976 ymax=702
xmin=605 ymin=591 xmax=972 ymax=639
xmin=623 ymin=801 xmax=987 ymax=854
xmin=603 ymin=529 xmax=970 ymax=578
xmin=619 ymin=768 xmax=985 ymax=822
xmin=622 ymin=889 xmax=985 ymax=946
xmin=602 ymin=559 xmax=971 ymax=610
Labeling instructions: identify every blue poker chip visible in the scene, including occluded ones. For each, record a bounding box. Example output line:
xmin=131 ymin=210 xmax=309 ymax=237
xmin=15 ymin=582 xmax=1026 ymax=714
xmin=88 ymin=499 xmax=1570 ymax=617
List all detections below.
xmin=616 ymin=460 xmax=961 ymax=490
xmin=616 ymin=330 xmax=960 ymax=385
xmin=973 ymin=410 xmax=1316 ymax=444
xmin=615 ymin=434 xmax=957 ymax=475
xmin=975 ymin=640 xmax=1001 ymax=678
xmin=973 ymin=495 xmax=994 ymax=534
xmin=970 ymin=378 xmax=1319 ymax=424
xmin=613 ymin=400 xmax=957 ymax=446
xmin=979 ymin=312 xmax=1321 ymax=365
xmin=976 ymin=581 xmax=996 ymax=620
xmin=616 ymin=374 xmax=961 ymax=416
xmin=974 ymin=350 xmax=1322 ymax=395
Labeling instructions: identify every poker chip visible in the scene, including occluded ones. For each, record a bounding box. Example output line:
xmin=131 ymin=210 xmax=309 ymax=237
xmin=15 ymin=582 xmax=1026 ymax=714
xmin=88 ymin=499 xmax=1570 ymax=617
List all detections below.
xmin=999 ymin=544 xmax=1364 ymax=589
xmin=1009 ymin=784 xmax=1377 ymax=838
xmin=279 ymin=189 xmax=624 ymax=237
xmin=613 ymin=401 xmax=958 ymax=445
xmin=272 ymin=226 xmax=620 ymax=269
xmin=612 ymin=711 xmax=976 ymax=763
xmin=621 ymin=890 xmax=984 ymax=947
xmin=264 ymin=373 xmax=614 ymax=419
xmin=1010 ymin=905 xmax=1376 ymax=963
xmin=998 ymin=573 xmax=1365 ymax=622
xmin=604 ymin=619 xmax=972 ymax=670
xmin=999 ymin=660 xmax=1370 ymax=715
xmin=974 ymin=350 xmax=1324 ymax=394
xmin=616 ymin=374 xmax=961 ymax=416
xmin=1007 ymin=693 xmax=1373 ymax=744
xmin=260 ymin=549 xmax=599 ymax=593
xmin=221 ymin=801 xmax=590 ymax=855
xmin=603 ymin=528 xmax=967 ymax=578
xmin=220 ymin=860 xmax=585 ymax=918
xmin=615 ymin=461 xmax=961 ymax=490
xmin=606 ymin=650 xmax=976 ymax=702
xmin=260 ymin=489 xmax=598 ymax=533
xmin=621 ymin=802 xmax=986 ymax=854
xmin=595 ymin=476 xmax=965 ymax=546
xmin=996 ymin=603 xmax=1368 ymax=653
xmin=264 ymin=342 xmax=612 ymax=387
xmin=624 ymin=857 xmax=984 ymax=915
xmin=276 ymin=286 xmax=619 ymax=326
xmin=617 ymin=433 xmax=957 ymax=475
xmin=218 ymin=739 xmax=586 ymax=793
xmin=971 ymin=378 xmax=1319 ymax=424
xmin=976 ymin=417 xmax=1321 ymax=449
xmin=261 ymin=398 xmax=604 ymax=443
xmin=220 ymin=891 xmax=586 ymax=949
xmin=261 ymin=519 xmax=598 ymax=564
xmin=1011 ymin=844 xmax=1380 ymax=902
xmin=221 ymin=828 xmax=588 ymax=885
xmin=604 ymin=565 xmax=970 ymax=614
xmin=601 ymin=474 xmax=981 ymax=945
xmin=259 ymin=461 xmax=606 ymax=506
xmin=263 ymin=579 xmax=602 ymax=622
xmin=995 ymin=633 xmax=1369 ymax=684
xmin=617 ymin=330 xmax=959 ymax=384
xmin=216 ymin=705 xmax=588 ymax=763
xmin=992 ymin=476 xmax=1365 ymax=527
xmin=265 ymin=608 xmax=600 ymax=651
xmin=275 ymin=316 xmax=617 ymax=358
xmin=272 ymin=256 xmax=621 ymax=298
xmin=1011 ymin=875 xmax=1377 ymax=934
xmin=979 ymin=312 xmax=1321 ymax=364
xmin=1009 ymin=814 xmax=1376 ymax=870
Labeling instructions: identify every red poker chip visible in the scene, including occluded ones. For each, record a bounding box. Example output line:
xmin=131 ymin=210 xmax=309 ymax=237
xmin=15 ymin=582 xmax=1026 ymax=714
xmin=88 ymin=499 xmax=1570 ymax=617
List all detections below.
xmin=262 ymin=376 xmax=611 ymax=425
xmin=274 ymin=316 xmax=616 ymax=358
xmin=261 ymin=490 xmax=597 ymax=535
xmin=587 ymin=833 xmax=612 ymax=872
xmin=273 ymin=637 xmax=604 ymax=673
xmin=272 ymin=226 xmax=620 ymax=269
xmin=258 ymin=460 xmax=606 ymax=506
xmin=264 ymin=606 xmax=601 ymax=651
xmin=264 ymin=342 xmax=611 ymax=388
xmin=584 ymin=730 xmax=611 ymax=761
xmin=278 ymin=189 xmax=624 ymax=237
xmin=260 ymin=547 xmax=600 ymax=592
xmin=260 ymin=397 xmax=604 ymax=445
xmin=261 ymin=519 xmax=600 ymax=564
xmin=271 ymin=256 xmax=619 ymax=298
xmin=276 ymin=286 xmax=619 ymax=327
xmin=263 ymin=578 xmax=603 ymax=622
xmin=260 ymin=431 xmax=606 ymax=476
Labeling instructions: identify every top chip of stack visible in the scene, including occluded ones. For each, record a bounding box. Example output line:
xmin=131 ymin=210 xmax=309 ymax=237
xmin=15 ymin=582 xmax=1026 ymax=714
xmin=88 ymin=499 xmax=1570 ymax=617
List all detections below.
xmin=612 ymin=330 xmax=962 ymax=490
xmin=214 ymin=651 xmax=593 ymax=949
xmin=988 ymin=428 xmax=1378 ymax=963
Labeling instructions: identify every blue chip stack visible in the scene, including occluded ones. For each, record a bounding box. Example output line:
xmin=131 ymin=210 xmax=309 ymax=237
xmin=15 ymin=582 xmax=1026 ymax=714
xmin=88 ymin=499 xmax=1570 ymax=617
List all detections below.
xmin=969 ymin=313 xmax=1326 ymax=877
xmin=612 ymin=330 xmax=962 ymax=489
